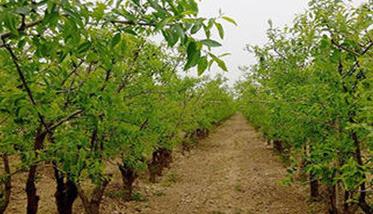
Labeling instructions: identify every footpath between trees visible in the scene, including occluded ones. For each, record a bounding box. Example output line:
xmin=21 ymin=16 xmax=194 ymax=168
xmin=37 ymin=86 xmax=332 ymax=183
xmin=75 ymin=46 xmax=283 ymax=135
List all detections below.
xmin=114 ymin=113 xmax=325 ymax=214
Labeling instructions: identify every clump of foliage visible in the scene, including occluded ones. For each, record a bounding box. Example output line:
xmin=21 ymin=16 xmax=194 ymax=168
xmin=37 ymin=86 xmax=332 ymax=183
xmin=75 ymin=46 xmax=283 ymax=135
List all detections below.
xmin=237 ymin=0 xmax=372 ymax=213
xmin=0 ymin=0 xmax=235 ymax=214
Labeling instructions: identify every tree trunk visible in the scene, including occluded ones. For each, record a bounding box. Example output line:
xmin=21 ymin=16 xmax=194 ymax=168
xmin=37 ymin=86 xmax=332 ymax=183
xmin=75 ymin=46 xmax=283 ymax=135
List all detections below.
xmin=310 ymin=173 xmax=319 ymax=199
xmin=273 ymin=140 xmax=284 ymax=154
xmin=53 ymin=162 xmax=78 ymax=214
xmin=339 ymin=53 xmax=372 ymax=214
xmin=148 ymin=148 xmax=172 ymax=183
xmin=350 ymin=132 xmax=373 ymax=214
xmin=181 ymin=133 xmax=192 ymax=155
xmin=118 ymin=163 xmax=138 ymax=201
xmin=328 ymin=185 xmax=338 ymax=214
xmin=0 ymin=154 xmax=11 ymax=214
xmin=77 ymin=179 xmax=109 ymax=214
xmin=148 ymin=151 xmax=159 ymax=183
xmin=26 ymin=128 xmax=47 ymax=214
xmin=343 ymin=190 xmax=352 ymax=214
xmin=160 ymin=149 xmax=172 ymax=169
xmin=358 ymin=182 xmax=372 ymax=214
xmin=195 ymin=128 xmax=209 ymax=139
xmin=26 ymin=164 xmax=39 ymax=214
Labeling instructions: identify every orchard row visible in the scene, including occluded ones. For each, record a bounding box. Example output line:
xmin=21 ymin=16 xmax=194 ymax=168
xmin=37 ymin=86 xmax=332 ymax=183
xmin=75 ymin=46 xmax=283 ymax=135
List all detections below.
xmin=237 ymin=0 xmax=372 ymax=213
xmin=0 ymin=0 xmax=235 ymax=213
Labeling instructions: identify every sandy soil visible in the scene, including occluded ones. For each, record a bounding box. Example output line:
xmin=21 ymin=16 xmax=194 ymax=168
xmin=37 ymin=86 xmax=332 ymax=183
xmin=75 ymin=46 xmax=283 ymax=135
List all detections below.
xmin=6 ymin=114 xmax=326 ymax=214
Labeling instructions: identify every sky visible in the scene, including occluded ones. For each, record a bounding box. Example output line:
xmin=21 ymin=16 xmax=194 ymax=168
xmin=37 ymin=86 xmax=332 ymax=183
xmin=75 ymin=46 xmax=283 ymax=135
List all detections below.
xmin=195 ymin=0 xmax=366 ymax=85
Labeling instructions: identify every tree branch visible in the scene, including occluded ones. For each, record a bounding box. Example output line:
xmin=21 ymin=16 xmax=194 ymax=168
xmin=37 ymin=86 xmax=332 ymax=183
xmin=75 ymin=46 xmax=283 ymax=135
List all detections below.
xmin=1 ymin=38 xmax=51 ymax=133
xmin=0 ymin=19 xmax=43 ymax=48
xmin=49 ymin=110 xmax=84 ymax=131
xmin=110 ymin=20 xmax=156 ymax=27
xmin=61 ymin=60 xmax=84 ymax=87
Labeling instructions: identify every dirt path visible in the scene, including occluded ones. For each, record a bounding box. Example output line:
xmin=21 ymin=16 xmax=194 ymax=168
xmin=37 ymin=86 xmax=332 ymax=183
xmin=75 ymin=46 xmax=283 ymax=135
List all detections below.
xmin=119 ymin=114 xmax=323 ymax=214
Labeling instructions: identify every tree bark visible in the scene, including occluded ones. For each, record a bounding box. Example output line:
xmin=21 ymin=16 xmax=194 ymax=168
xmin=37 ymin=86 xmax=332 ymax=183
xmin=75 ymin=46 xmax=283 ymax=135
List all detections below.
xmin=328 ymin=185 xmax=338 ymax=214
xmin=310 ymin=173 xmax=319 ymax=199
xmin=77 ymin=179 xmax=109 ymax=214
xmin=343 ymin=190 xmax=352 ymax=214
xmin=148 ymin=148 xmax=172 ymax=183
xmin=0 ymin=154 xmax=11 ymax=214
xmin=350 ymin=131 xmax=373 ymax=214
xmin=53 ymin=162 xmax=78 ymax=214
xmin=273 ymin=140 xmax=284 ymax=154
xmin=118 ymin=163 xmax=138 ymax=201
xmin=26 ymin=128 xmax=47 ymax=214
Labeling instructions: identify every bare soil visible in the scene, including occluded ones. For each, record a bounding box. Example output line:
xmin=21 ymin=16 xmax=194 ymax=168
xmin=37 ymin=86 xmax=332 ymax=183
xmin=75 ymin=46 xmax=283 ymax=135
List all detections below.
xmin=6 ymin=114 xmax=326 ymax=214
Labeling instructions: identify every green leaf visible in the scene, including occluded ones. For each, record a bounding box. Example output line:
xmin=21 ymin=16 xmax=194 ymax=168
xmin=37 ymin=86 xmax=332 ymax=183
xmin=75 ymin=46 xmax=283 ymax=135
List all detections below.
xmin=219 ymin=53 xmax=231 ymax=57
xmin=15 ymin=6 xmax=30 ymax=15
xmin=123 ymin=28 xmax=137 ymax=36
xmin=197 ymin=56 xmax=208 ymax=75
xmin=111 ymin=33 xmax=121 ymax=47
xmin=191 ymin=21 xmax=202 ymax=34
xmin=222 ymin=16 xmax=237 ymax=26
xmin=184 ymin=41 xmax=201 ymax=70
xmin=120 ymin=11 xmax=137 ymax=22
xmin=210 ymin=54 xmax=228 ymax=71
xmin=131 ymin=0 xmax=140 ymax=6
xmin=77 ymin=41 xmax=91 ymax=54
xmin=216 ymin=59 xmax=228 ymax=71
xmin=63 ymin=18 xmax=81 ymax=45
xmin=149 ymin=0 xmax=162 ymax=11
xmin=4 ymin=12 xmax=18 ymax=35
xmin=173 ymin=24 xmax=185 ymax=44
xmin=201 ymin=39 xmax=222 ymax=48
xmin=215 ymin=22 xmax=224 ymax=39
xmin=93 ymin=3 xmax=107 ymax=20
xmin=203 ymin=25 xmax=211 ymax=39
xmin=155 ymin=17 xmax=173 ymax=31
xmin=162 ymin=29 xmax=178 ymax=47
xmin=187 ymin=0 xmax=199 ymax=15
xmin=47 ymin=1 xmax=56 ymax=13
xmin=207 ymin=18 xmax=214 ymax=30
xmin=43 ymin=10 xmax=59 ymax=27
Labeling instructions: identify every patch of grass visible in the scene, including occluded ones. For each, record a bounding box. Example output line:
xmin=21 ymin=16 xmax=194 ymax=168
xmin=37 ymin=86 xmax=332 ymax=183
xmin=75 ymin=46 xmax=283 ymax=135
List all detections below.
xmin=154 ymin=190 xmax=166 ymax=197
xmin=167 ymin=172 xmax=178 ymax=183
xmin=105 ymin=189 xmax=124 ymax=199
xmin=131 ymin=192 xmax=148 ymax=202
xmin=105 ymin=190 xmax=147 ymax=202
xmin=161 ymin=171 xmax=178 ymax=187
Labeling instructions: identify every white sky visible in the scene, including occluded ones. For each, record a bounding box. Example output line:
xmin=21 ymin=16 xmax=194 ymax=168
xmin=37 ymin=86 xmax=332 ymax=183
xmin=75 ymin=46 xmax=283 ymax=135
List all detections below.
xmin=196 ymin=0 xmax=366 ymax=85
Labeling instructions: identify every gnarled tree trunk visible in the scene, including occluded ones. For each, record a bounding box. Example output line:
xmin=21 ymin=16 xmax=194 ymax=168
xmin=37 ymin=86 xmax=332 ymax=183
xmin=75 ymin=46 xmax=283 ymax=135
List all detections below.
xmin=26 ymin=128 xmax=47 ymax=214
xmin=310 ymin=173 xmax=319 ymax=199
xmin=148 ymin=148 xmax=172 ymax=183
xmin=53 ymin=162 xmax=78 ymax=214
xmin=118 ymin=163 xmax=138 ymax=201
xmin=273 ymin=140 xmax=284 ymax=154
xmin=77 ymin=179 xmax=109 ymax=214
